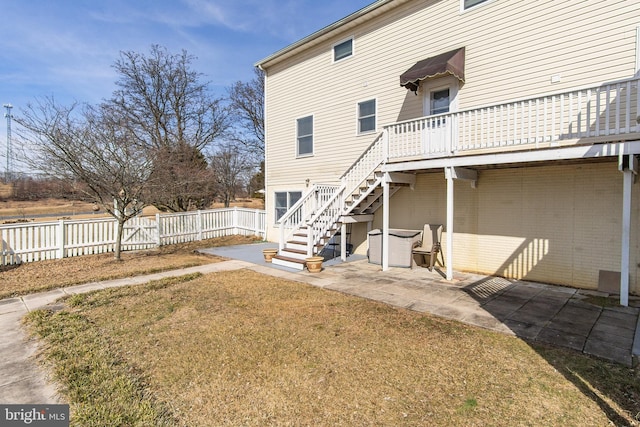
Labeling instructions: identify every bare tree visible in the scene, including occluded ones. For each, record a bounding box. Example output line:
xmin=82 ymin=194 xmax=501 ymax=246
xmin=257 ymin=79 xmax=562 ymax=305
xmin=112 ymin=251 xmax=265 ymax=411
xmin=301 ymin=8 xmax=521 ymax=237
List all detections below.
xmin=211 ymin=142 xmax=254 ymax=207
xmin=110 ymin=45 xmax=229 ymax=211
xmin=17 ymin=97 xmax=153 ymax=260
xmin=110 ymin=45 xmax=228 ymax=151
xmin=228 ymin=67 xmax=265 ymax=157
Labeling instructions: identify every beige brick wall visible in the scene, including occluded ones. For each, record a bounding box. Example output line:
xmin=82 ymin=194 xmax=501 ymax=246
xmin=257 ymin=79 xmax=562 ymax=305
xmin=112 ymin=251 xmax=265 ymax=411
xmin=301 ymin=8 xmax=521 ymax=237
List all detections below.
xmin=360 ymin=162 xmax=639 ymax=294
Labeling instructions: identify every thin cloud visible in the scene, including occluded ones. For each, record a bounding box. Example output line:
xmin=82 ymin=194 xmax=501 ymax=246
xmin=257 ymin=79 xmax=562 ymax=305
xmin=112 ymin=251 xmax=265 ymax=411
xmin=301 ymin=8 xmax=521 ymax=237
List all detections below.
xmin=0 ymin=0 xmax=373 ymax=131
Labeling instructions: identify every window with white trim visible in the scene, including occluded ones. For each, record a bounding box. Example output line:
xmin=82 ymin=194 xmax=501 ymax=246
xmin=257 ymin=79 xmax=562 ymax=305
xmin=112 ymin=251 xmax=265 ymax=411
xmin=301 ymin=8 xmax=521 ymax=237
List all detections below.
xmin=275 ymin=191 xmax=302 ymax=222
xmin=463 ymin=0 xmax=489 ymax=10
xmin=333 ymin=38 xmax=353 ymax=62
xmin=357 ymin=99 xmax=376 ymax=134
xmin=296 ymin=115 xmax=313 ymax=156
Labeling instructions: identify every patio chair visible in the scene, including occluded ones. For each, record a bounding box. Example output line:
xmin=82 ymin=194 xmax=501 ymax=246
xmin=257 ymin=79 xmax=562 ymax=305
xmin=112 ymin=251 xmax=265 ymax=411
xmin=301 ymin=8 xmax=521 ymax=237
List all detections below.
xmin=412 ymin=224 xmax=444 ymax=271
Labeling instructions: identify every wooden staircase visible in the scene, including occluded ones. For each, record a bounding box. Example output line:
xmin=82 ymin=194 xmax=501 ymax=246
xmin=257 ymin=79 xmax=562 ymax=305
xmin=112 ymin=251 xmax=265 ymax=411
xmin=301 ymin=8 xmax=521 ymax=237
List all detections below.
xmin=272 ymin=171 xmax=414 ymax=270
xmin=272 ymin=226 xmax=336 ymax=269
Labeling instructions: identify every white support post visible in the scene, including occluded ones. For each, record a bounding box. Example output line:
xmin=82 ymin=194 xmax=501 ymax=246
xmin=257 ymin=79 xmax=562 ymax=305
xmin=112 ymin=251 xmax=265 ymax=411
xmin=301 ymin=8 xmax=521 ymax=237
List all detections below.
xmin=279 ymin=219 xmax=285 ymax=252
xmin=340 ymin=222 xmax=347 ymax=262
xmin=445 ymin=167 xmax=454 ymax=281
xmin=382 ymin=174 xmax=390 ymax=271
xmin=307 ymin=224 xmax=314 ymax=257
xmin=621 ymin=168 xmax=633 ymax=307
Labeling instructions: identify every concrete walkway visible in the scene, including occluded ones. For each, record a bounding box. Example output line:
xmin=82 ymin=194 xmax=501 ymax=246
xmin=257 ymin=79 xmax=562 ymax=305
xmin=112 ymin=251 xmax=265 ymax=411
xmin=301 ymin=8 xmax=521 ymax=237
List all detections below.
xmin=0 ymin=260 xmax=252 ymax=404
xmin=1 ymin=246 xmax=639 ymax=404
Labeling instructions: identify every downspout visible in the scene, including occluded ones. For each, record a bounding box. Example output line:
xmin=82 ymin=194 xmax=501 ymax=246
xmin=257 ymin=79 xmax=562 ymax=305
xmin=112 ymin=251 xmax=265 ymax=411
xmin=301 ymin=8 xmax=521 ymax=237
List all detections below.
xmin=257 ymin=64 xmax=270 ymax=244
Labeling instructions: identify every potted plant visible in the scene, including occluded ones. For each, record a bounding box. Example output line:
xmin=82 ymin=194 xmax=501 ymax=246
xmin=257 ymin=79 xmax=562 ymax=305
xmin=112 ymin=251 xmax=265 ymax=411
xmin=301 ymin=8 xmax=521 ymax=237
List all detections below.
xmin=262 ymin=248 xmax=278 ymax=263
xmin=305 ymin=256 xmax=324 ymax=273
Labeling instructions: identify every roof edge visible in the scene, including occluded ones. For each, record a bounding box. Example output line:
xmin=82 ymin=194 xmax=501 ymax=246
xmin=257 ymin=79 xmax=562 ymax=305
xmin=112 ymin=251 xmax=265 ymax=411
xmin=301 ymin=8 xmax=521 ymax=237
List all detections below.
xmin=255 ymin=0 xmax=395 ymax=70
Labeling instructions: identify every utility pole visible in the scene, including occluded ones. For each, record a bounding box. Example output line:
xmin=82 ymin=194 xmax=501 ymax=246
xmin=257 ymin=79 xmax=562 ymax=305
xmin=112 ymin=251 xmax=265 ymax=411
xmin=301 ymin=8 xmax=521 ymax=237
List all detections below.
xmin=4 ymin=103 xmax=13 ymax=182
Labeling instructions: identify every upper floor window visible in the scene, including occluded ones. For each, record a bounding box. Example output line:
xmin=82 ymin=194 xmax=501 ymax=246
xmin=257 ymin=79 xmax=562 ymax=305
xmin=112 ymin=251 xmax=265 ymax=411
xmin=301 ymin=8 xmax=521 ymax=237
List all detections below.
xmin=358 ymin=99 xmax=376 ymax=134
xmin=333 ymin=38 xmax=353 ymax=62
xmin=462 ymin=0 xmax=489 ymax=10
xmin=296 ymin=115 xmax=313 ymax=156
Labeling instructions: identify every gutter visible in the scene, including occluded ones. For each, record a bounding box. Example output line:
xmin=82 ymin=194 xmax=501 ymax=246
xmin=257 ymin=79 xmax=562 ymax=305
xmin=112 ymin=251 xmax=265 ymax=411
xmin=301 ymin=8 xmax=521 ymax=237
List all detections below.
xmin=255 ymin=0 xmax=395 ymax=70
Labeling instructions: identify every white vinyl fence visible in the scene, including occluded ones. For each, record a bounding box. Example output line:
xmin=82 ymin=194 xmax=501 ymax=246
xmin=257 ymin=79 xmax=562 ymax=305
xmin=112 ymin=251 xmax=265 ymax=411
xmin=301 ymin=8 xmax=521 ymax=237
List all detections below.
xmin=1 ymin=207 xmax=266 ymax=266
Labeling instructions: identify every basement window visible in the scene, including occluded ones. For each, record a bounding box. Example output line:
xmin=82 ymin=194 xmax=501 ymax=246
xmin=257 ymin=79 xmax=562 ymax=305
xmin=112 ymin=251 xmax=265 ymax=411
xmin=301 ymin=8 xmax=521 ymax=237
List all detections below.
xmin=275 ymin=191 xmax=302 ymax=222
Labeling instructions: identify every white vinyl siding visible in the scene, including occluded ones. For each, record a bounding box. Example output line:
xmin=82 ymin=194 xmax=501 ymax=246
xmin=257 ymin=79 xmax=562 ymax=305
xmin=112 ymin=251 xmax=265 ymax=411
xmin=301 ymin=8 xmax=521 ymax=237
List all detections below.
xmin=357 ymin=99 xmax=376 ymax=134
xmin=262 ymin=0 xmax=640 ymax=238
xmin=264 ymin=0 xmax=640 ymax=193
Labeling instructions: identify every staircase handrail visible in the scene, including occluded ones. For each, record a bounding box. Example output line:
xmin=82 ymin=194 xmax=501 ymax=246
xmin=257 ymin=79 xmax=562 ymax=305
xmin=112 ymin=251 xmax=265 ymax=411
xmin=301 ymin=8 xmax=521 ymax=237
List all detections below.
xmin=278 ymin=183 xmax=339 ymax=251
xmin=340 ymin=131 xmax=386 ymax=203
xmin=305 ymin=184 xmax=347 ymax=255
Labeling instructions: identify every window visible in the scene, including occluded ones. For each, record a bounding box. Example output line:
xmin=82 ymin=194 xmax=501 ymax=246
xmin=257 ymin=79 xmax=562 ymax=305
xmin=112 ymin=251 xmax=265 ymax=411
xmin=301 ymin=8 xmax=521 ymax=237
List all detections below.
xmin=275 ymin=191 xmax=302 ymax=222
xmin=430 ymin=89 xmax=450 ymax=115
xmin=297 ymin=115 xmax=313 ymax=156
xmin=358 ymin=99 xmax=376 ymax=134
xmin=333 ymin=38 xmax=353 ymax=62
xmin=463 ymin=0 xmax=489 ymax=10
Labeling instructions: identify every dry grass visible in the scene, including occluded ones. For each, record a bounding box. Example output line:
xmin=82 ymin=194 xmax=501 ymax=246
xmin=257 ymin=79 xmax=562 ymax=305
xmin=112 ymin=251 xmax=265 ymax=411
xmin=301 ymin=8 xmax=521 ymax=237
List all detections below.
xmin=0 ymin=235 xmax=260 ymax=299
xmin=26 ymin=269 xmax=640 ymax=426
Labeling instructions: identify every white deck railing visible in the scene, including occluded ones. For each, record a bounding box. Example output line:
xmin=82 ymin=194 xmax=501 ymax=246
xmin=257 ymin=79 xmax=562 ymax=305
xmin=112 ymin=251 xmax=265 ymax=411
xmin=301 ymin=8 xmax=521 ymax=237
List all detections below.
xmin=385 ymin=77 xmax=640 ymax=161
xmin=0 ymin=207 xmax=266 ymax=266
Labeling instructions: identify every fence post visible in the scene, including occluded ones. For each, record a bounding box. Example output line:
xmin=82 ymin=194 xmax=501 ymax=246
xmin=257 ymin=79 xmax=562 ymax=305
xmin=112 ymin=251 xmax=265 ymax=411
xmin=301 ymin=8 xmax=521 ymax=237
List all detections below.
xmin=57 ymin=219 xmax=65 ymax=260
xmin=155 ymin=213 xmax=161 ymax=247
xmin=197 ymin=210 xmax=203 ymax=241
xmin=233 ymin=207 xmax=239 ymax=235
xmin=254 ymin=209 xmax=260 ymax=238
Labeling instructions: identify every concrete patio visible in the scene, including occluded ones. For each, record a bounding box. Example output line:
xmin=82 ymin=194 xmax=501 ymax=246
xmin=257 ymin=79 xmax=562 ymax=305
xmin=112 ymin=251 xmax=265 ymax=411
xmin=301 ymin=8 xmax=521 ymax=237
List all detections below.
xmin=201 ymin=242 xmax=640 ymax=367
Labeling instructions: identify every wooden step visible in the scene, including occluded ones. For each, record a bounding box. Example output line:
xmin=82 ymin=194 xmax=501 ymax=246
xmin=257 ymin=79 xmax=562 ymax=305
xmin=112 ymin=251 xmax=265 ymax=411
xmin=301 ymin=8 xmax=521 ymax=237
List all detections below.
xmin=272 ymin=255 xmax=306 ymax=270
xmin=280 ymin=248 xmax=308 ymax=260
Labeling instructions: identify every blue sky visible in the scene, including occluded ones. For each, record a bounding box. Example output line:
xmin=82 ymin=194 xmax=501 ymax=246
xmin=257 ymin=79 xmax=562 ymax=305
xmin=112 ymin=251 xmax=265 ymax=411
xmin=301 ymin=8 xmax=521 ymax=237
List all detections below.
xmin=0 ymin=0 xmax=373 ymax=168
